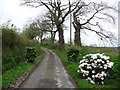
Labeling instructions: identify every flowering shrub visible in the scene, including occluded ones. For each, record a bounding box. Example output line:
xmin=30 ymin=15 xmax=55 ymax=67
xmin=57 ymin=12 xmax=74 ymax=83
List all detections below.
xmin=77 ymin=53 xmax=114 ymax=85
xmin=25 ymin=47 xmax=36 ymax=63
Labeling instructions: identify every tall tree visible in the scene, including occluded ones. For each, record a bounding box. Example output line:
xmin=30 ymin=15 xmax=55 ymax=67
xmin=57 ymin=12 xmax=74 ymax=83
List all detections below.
xmin=43 ymin=11 xmax=67 ymax=44
xmin=35 ymin=18 xmax=51 ymax=43
xmin=21 ymin=0 xmax=80 ymax=46
xmin=22 ymin=22 xmax=40 ymax=40
xmin=41 ymin=12 xmax=57 ymax=44
xmin=73 ymin=1 xmax=117 ymax=46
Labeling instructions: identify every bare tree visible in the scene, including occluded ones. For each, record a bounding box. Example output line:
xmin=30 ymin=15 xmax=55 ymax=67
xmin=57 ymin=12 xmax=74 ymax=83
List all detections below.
xmin=34 ymin=18 xmax=49 ymax=43
xmin=42 ymin=12 xmax=57 ymax=44
xmin=73 ymin=1 xmax=117 ymax=46
xmin=21 ymin=0 xmax=80 ymax=46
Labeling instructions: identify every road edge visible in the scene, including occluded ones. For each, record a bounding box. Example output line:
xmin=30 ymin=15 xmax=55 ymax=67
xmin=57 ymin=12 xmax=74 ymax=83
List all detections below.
xmin=46 ymin=48 xmax=79 ymax=88
xmin=12 ymin=50 xmax=46 ymax=89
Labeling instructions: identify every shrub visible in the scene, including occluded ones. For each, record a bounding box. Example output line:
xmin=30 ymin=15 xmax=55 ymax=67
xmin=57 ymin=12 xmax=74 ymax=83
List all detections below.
xmin=2 ymin=57 xmax=17 ymax=73
xmin=2 ymin=27 xmax=41 ymax=73
xmin=66 ymin=47 xmax=80 ymax=62
xmin=25 ymin=47 xmax=37 ymax=63
xmin=2 ymin=63 xmax=12 ymax=72
xmin=2 ymin=28 xmax=17 ymax=48
xmin=107 ymin=55 xmax=120 ymax=86
xmin=77 ymin=53 xmax=114 ymax=85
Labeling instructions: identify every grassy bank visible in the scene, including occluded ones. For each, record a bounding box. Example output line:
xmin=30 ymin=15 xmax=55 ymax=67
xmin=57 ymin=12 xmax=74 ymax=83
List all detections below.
xmin=2 ymin=47 xmax=45 ymax=89
xmin=44 ymin=45 xmax=120 ymax=88
xmin=2 ymin=27 xmax=46 ymax=89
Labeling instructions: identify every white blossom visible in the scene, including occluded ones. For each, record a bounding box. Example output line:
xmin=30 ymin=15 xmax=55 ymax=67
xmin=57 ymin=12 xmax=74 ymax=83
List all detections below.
xmin=102 ymin=56 xmax=110 ymax=60
xmin=102 ymin=61 xmax=105 ymax=64
xmin=93 ymin=65 xmax=97 ymax=68
xmin=94 ymin=61 xmax=97 ymax=64
xmin=83 ymin=74 xmax=85 ymax=77
xmin=100 ymin=66 xmax=103 ymax=68
xmin=106 ymin=60 xmax=110 ymax=63
xmin=104 ymin=64 xmax=108 ymax=67
xmin=104 ymin=66 xmax=107 ymax=69
xmin=92 ymin=55 xmax=97 ymax=59
xmin=80 ymin=60 xmax=85 ymax=63
xmin=91 ymin=63 xmax=95 ymax=66
xmin=92 ymin=70 xmax=95 ymax=74
xmin=77 ymin=70 xmax=80 ymax=73
xmin=97 ymin=59 xmax=102 ymax=62
xmin=101 ymin=81 xmax=104 ymax=85
xmin=83 ymin=56 xmax=86 ymax=59
xmin=77 ymin=53 xmax=114 ymax=85
xmin=87 ymin=66 xmax=92 ymax=69
xmin=101 ymin=77 xmax=104 ymax=80
xmin=90 ymin=80 xmax=95 ymax=84
xmin=92 ymin=75 xmax=95 ymax=78
xmin=87 ymin=77 xmax=91 ymax=80
xmin=107 ymin=62 xmax=114 ymax=68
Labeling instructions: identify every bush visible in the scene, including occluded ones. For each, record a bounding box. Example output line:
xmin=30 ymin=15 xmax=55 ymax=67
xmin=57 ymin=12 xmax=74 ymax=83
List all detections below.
xmin=77 ymin=53 xmax=114 ymax=85
xmin=25 ymin=47 xmax=37 ymax=63
xmin=66 ymin=46 xmax=80 ymax=62
xmin=106 ymin=55 xmax=120 ymax=87
xmin=2 ymin=63 xmax=12 ymax=72
xmin=2 ymin=55 xmax=16 ymax=72
xmin=2 ymin=27 xmax=41 ymax=73
xmin=2 ymin=28 xmax=17 ymax=48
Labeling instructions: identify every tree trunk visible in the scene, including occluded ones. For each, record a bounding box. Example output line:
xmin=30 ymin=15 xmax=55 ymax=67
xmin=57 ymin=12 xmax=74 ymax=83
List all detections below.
xmin=50 ymin=31 xmax=56 ymax=44
xmin=74 ymin=26 xmax=82 ymax=46
xmin=73 ymin=13 xmax=82 ymax=46
xmin=50 ymin=31 xmax=54 ymax=44
xmin=57 ymin=25 xmax=64 ymax=46
xmin=40 ymin=34 xmax=43 ymax=44
xmin=53 ymin=31 xmax=56 ymax=43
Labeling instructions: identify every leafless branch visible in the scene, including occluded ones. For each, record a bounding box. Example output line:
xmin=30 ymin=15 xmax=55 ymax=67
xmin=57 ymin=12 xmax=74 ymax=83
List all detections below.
xmin=100 ymin=12 xmax=115 ymax=24
xmin=81 ymin=7 xmax=106 ymax=25
xmin=82 ymin=26 xmax=117 ymax=46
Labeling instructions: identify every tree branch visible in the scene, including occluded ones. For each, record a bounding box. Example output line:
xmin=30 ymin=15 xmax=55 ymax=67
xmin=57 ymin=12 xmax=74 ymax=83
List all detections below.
xmin=60 ymin=1 xmax=80 ymax=24
xmin=82 ymin=26 xmax=109 ymax=38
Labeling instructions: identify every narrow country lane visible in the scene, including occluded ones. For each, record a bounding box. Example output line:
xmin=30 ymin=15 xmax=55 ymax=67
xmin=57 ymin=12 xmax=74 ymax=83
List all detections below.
xmin=19 ymin=48 xmax=77 ymax=88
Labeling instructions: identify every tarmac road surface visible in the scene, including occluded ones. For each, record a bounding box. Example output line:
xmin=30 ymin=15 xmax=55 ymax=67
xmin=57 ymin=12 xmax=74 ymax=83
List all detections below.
xmin=19 ymin=48 xmax=77 ymax=88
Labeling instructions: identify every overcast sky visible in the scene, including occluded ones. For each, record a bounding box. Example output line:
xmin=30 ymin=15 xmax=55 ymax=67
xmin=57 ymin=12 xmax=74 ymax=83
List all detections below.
xmin=0 ymin=0 xmax=119 ymax=47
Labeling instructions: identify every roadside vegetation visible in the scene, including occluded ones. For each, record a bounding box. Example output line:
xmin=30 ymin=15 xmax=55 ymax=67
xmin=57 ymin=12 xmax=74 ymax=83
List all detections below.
xmin=2 ymin=23 xmax=45 ymax=89
xmin=1 ymin=0 xmax=119 ymax=89
xmin=43 ymin=44 xmax=120 ymax=88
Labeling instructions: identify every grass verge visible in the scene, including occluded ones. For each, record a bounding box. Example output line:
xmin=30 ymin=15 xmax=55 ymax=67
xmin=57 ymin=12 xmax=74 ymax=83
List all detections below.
xmin=44 ymin=45 xmax=119 ymax=88
xmin=2 ymin=49 xmax=45 ymax=89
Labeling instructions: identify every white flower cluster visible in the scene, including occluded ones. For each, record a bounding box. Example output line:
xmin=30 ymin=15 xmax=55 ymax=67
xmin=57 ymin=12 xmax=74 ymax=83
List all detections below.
xmin=77 ymin=53 xmax=114 ymax=85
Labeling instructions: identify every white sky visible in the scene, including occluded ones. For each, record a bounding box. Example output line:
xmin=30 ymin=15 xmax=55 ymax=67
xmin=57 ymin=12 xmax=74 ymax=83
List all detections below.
xmin=0 ymin=0 xmax=119 ymax=47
